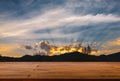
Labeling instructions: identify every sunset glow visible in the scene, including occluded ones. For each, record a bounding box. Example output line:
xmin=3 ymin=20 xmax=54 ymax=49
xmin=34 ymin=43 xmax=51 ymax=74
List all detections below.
xmin=0 ymin=0 xmax=120 ymax=57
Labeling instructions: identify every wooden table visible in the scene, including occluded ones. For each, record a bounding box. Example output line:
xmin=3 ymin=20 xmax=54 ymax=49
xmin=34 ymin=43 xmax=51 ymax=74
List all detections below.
xmin=0 ymin=62 xmax=120 ymax=79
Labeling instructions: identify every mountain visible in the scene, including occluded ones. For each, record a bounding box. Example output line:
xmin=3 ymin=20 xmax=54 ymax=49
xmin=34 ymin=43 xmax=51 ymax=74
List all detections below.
xmin=0 ymin=52 xmax=120 ymax=62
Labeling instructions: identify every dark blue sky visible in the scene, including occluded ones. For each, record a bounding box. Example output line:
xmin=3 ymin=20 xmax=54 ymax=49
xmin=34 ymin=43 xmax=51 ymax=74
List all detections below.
xmin=0 ymin=0 xmax=120 ymax=56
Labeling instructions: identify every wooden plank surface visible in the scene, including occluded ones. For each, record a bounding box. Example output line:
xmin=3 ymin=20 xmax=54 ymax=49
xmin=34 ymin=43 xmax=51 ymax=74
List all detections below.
xmin=0 ymin=62 xmax=120 ymax=79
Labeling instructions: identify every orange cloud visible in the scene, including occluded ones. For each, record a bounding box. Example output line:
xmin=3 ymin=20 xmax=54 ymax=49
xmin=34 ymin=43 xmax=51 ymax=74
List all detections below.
xmin=105 ymin=38 xmax=120 ymax=47
xmin=100 ymin=38 xmax=120 ymax=55
xmin=0 ymin=44 xmax=22 ymax=57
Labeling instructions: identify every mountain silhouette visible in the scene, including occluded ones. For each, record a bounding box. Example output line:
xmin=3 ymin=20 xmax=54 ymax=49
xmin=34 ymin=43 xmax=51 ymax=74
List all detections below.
xmin=0 ymin=52 xmax=120 ymax=62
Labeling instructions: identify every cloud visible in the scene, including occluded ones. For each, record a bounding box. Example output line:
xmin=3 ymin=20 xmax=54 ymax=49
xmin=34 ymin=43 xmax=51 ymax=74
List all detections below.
xmin=100 ymin=38 xmax=120 ymax=55
xmin=0 ymin=0 xmax=120 ymax=56
xmin=1 ymin=29 xmax=30 ymax=37
xmin=21 ymin=40 xmax=53 ymax=56
xmin=102 ymin=38 xmax=120 ymax=48
xmin=1 ymin=0 xmax=120 ymax=41
xmin=1 ymin=7 xmax=120 ymax=39
xmin=0 ymin=6 xmax=120 ymax=48
xmin=22 ymin=45 xmax=33 ymax=50
xmin=0 ymin=43 xmax=23 ymax=57
xmin=65 ymin=0 xmax=120 ymax=15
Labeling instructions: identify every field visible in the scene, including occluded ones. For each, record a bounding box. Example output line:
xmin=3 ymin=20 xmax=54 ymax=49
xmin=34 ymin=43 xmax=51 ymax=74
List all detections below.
xmin=0 ymin=62 xmax=120 ymax=79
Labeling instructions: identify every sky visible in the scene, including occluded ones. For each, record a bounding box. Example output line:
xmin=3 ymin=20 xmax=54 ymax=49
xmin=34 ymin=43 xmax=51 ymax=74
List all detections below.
xmin=0 ymin=0 xmax=120 ymax=57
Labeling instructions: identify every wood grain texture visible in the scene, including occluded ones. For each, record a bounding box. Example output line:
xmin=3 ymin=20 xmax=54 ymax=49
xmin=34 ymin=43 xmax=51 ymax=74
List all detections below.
xmin=0 ymin=62 xmax=120 ymax=79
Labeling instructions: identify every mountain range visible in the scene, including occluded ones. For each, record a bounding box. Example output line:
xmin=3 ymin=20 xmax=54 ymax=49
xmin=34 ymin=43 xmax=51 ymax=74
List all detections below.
xmin=0 ymin=52 xmax=120 ymax=62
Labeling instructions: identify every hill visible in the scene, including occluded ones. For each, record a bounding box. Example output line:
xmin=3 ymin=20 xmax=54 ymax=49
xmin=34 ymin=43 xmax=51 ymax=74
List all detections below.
xmin=0 ymin=52 xmax=120 ymax=62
